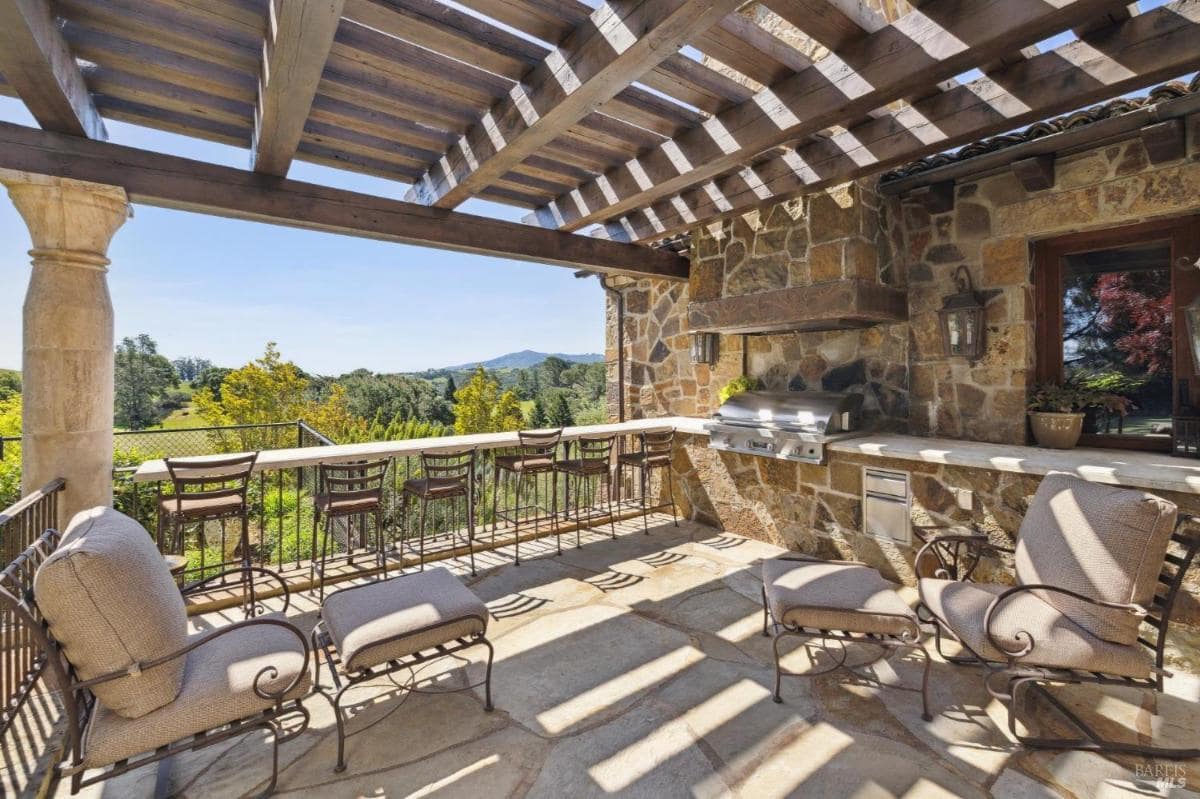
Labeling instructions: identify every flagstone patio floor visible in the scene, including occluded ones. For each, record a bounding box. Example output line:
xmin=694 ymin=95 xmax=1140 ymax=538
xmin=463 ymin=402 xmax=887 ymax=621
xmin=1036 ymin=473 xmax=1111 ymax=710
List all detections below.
xmin=66 ymin=516 xmax=1200 ymax=798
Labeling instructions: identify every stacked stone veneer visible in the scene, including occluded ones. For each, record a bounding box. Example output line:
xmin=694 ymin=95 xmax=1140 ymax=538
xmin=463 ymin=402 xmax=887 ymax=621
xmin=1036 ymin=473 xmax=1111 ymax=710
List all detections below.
xmin=609 ymin=111 xmax=1200 ymax=622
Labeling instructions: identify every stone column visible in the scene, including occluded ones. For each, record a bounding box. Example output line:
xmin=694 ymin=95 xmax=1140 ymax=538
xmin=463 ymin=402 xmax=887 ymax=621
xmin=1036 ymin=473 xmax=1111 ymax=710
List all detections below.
xmin=1 ymin=171 xmax=130 ymax=521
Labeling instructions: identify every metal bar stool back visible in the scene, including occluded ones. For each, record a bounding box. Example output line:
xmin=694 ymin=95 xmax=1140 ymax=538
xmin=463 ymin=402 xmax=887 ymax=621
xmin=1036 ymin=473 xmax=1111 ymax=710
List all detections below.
xmin=401 ymin=447 xmax=477 ymax=575
xmin=312 ymin=458 xmax=390 ymax=601
xmin=159 ymin=451 xmax=258 ymax=609
xmin=556 ymin=434 xmax=618 ymax=549
xmin=618 ymin=429 xmax=679 ymax=534
xmin=491 ymin=429 xmax=561 ymax=565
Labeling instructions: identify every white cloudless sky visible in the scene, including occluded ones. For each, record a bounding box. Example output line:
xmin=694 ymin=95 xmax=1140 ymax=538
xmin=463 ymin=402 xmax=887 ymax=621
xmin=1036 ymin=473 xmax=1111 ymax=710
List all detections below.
xmin=0 ymin=97 xmax=607 ymax=375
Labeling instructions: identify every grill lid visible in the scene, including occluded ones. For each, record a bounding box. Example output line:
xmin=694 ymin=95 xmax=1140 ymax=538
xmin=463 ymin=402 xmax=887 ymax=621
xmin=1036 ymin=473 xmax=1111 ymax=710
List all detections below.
xmin=711 ymin=390 xmax=863 ymax=433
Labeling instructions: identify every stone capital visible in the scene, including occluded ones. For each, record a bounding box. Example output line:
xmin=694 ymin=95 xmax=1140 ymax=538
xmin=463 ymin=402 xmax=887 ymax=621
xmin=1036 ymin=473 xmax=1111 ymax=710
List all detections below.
xmin=0 ymin=170 xmax=129 ymax=271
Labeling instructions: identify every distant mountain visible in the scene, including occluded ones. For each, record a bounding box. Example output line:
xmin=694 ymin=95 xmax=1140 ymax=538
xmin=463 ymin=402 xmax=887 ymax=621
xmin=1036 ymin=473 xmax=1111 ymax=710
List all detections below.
xmin=443 ymin=350 xmax=603 ymax=371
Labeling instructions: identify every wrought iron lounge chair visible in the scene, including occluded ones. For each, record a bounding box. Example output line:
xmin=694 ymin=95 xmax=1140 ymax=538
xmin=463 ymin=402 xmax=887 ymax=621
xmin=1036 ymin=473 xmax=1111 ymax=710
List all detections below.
xmin=917 ymin=473 xmax=1200 ymax=758
xmin=4 ymin=507 xmax=311 ymax=796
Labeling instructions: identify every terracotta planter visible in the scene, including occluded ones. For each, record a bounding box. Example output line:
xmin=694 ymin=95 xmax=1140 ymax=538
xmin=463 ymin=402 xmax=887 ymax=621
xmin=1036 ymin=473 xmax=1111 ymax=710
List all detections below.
xmin=1029 ymin=411 xmax=1085 ymax=449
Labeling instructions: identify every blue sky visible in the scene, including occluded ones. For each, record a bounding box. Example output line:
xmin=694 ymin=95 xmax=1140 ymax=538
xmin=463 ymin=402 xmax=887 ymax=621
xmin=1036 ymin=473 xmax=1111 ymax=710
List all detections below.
xmin=0 ymin=97 xmax=607 ymax=375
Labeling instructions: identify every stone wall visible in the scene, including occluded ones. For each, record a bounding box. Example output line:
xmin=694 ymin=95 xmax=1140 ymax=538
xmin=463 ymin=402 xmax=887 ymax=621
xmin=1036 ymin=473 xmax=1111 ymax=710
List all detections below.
xmin=902 ymin=115 xmax=1200 ymax=443
xmin=608 ymin=113 xmax=1200 ymax=625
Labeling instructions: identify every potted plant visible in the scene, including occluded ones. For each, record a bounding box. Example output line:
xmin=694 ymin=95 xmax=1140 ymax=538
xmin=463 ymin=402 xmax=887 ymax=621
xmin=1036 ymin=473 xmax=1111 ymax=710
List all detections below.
xmin=1027 ymin=380 xmax=1134 ymax=449
xmin=718 ymin=375 xmax=763 ymax=404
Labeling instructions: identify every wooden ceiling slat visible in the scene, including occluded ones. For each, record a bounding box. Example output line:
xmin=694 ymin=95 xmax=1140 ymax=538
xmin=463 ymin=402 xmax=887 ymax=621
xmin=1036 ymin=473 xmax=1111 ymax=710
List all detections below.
xmin=403 ymin=0 xmax=744 ymax=209
xmin=251 ymin=0 xmax=344 ymax=176
xmin=317 ymin=66 xmax=479 ymax=134
xmin=759 ymin=0 xmax=881 ymax=52
xmin=0 ymin=0 xmax=106 ymax=138
xmin=62 ymin=23 xmax=257 ymax=103
xmin=86 ymin=66 xmax=253 ymax=128
xmin=56 ymin=0 xmax=261 ymax=71
xmin=598 ymin=86 xmax=704 ymax=139
xmin=295 ymin=140 xmax=424 ymax=180
xmin=332 ymin=21 xmax=509 ymax=111
xmin=302 ymin=118 xmax=439 ymax=167
xmin=148 ymin=0 xmax=267 ymax=37
xmin=640 ymin=54 xmax=754 ymax=115
xmin=308 ymin=92 xmax=456 ymax=152
xmin=528 ymin=0 xmax=1132 ymax=232
xmin=93 ymin=94 xmax=248 ymax=145
xmin=689 ymin=13 xmax=810 ymax=88
xmin=343 ymin=0 xmax=540 ymax=80
xmin=612 ymin=0 xmax=1200 ymax=242
xmin=453 ymin=0 xmax=587 ymax=45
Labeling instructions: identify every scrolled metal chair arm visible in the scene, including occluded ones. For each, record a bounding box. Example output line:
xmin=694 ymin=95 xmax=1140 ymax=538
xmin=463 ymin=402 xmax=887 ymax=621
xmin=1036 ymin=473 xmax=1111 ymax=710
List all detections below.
xmin=915 ymin=532 xmax=1010 ymax=581
xmin=181 ymin=565 xmax=292 ymax=612
xmin=982 ymin=583 xmax=1146 ymax=659
xmin=71 ymin=617 xmax=311 ymax=702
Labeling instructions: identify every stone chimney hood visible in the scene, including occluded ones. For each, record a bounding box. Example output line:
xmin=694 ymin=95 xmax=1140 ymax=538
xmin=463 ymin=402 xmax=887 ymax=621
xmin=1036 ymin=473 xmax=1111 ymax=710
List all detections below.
xmin=687 ymin=279 xmax=907 ymax=335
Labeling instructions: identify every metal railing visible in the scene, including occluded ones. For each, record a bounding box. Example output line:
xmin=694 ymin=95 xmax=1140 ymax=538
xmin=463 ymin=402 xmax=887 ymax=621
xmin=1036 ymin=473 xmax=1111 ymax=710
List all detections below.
xmin=128 ymin=430 xmax=668 ymax=584
xmin=0 ymin=475 xmax=66 ymax=791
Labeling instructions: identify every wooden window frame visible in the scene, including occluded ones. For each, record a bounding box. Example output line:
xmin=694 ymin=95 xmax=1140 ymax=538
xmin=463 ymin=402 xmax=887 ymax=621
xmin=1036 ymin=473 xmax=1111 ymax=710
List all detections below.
xmin=1033 ymin=215 xmax=1200 ymax=452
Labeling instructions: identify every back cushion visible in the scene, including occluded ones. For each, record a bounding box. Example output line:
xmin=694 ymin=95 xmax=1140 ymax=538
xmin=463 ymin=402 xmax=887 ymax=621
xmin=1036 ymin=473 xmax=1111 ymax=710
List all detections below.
xmin=1015 ymin=473 xmax=1176 ymax=645
xmin=35 ymin=507 xmax=187 ymax=718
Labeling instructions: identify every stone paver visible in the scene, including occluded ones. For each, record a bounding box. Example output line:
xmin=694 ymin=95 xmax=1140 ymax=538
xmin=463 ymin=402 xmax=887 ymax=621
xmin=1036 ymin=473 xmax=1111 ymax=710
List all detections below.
xmin=59 ymin=516 xmax=1199 ymax=798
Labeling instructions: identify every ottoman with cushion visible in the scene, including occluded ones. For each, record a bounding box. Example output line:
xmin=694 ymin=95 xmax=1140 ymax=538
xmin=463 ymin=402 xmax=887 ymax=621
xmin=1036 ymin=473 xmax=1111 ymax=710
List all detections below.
xmin=761 ymin=554 xmax=931 ymax=720
xmin=312 ymin=567 xmax=494 ymax=772
xmin=25 ymin=506 xmax=310 ymax=796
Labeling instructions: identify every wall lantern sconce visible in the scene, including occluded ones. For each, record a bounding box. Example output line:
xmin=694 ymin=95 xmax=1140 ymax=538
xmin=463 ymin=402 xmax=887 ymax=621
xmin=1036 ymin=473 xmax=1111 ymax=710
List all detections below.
xmin=690 ymin=332 xmax=719 ymax=365
xmin=1179 ymin=256 xmax=1200 ymax=372
xmin=938 ymin=265 xmax=985 ymax=362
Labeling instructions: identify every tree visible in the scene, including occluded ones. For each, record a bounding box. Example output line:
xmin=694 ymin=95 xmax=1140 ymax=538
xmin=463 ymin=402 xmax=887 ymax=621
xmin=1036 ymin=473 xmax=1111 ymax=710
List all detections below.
xmin=337 ymin=371 xmax=453 ymax=425
xmin=545 ymin=390 xmax=574 ymax=427
xmin=0 ymin=394 xmax=21 ymax=506
xmin=0 ymin=369 xmax=20 ymax=401
xmin=452 ymin=366 xmax=524 ymax=434
xmin=538 ymin=356 xmax=570 ymax=388
xmin=172 ymin=357 xmax=213 ymax=382
xmin=193 ymin=343 xmax=365 ymax=447
xmin=528 ymin=397 xmax=548 ymax=427
xmin=114 ymin=334 xmax=178 ymax=430
xmin=194 ymin=366 xmax=232 ymax=401
xmin=443 ymin=375 xmax=457 ymax=402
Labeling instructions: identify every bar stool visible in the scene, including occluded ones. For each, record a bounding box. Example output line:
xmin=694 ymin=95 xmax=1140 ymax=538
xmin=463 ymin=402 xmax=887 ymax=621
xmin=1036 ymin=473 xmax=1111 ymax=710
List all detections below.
xmin=555 ymin=434 xmax=618 ymax=550
xmin=311 ymin=458 xmax=389 ymax=602
xmin=491 ymin=429 xmax=561 ymax=565
xmin=158 ymin=452 xmax=258 ymax=608
xmin=617 ymin=429 xmax=679 ymax=534
xmin=400 ymin=447 xmax=477 ymax=575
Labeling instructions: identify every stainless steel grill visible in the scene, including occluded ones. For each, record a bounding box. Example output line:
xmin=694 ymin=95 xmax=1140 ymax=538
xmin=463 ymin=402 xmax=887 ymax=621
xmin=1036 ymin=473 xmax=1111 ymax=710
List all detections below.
xmin=705 ymin=390 xmax=865 ymax=464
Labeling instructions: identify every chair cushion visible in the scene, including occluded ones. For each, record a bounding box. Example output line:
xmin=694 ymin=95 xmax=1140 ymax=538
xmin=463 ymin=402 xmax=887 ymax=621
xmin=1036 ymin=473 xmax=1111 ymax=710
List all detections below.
xmin=495 ymin=454 xmax=554 ymax=472
xmin=316 ymin=491 xmax=383 ymax=514
xmin=322 ymin=568 xmax=488 ymax=673
xmin=555 ymin=458 xmax=609 ymax=475
xmin=35 ymin=507 xmax=187 ymax=719
xmin=81 ymin=614 xmax=311 ymax=768
xmin=918 ymin=578 xmax=1152 ymax=678
xmin=1015 ymin=473 xmax=1176 ymax=645
xmin=762 ymin=556 xmax=918 ymax=638
xmin=158 ymin=492 xmax=244 ymax=519
xmin=402 ymin=477 xmax=467 ymax=498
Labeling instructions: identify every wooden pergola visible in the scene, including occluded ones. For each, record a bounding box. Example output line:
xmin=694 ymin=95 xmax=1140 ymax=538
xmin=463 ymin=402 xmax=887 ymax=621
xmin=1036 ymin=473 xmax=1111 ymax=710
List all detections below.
xmin=0 ymin=0 xmax=1198 ymax=280
xmin=1 ymin=0 xmax=1199 ymax=520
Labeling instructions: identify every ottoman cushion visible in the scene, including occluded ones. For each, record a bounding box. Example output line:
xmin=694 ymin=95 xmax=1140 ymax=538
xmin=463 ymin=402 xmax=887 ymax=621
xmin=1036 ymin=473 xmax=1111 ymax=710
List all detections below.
xmin=323 ymin=568 xmax=489 ymax=672
xmin=763 ymin=556 xmax=918 ymax=638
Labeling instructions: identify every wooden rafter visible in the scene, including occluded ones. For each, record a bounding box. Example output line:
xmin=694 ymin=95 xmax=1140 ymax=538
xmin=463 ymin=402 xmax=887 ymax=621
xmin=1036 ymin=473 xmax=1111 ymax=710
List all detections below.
xmin=0 ymin=121 xmax=688 ymax=279
xmin=0 ymin=0 xmax=105 ymax=139
xmin=601 ymin=0 xmax=1200 ymax=243
xmin=401 ymin=0 xmax=746 ymax=210
xmin=251 ymin=0 xmax=344 ymax=176
xmin=525 ymin=0 xmax=1131 ymax=233
xmin=759 ymin=0 xmax=884 ymax=51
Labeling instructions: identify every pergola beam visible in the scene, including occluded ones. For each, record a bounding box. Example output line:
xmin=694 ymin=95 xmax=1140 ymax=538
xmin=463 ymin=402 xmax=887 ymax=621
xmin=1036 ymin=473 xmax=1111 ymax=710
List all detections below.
xmin=0 ymin=121 xmax=688 ymax=280
xmin=402 ymin=0 xmax=747 ymax=210
xmin=603 ymin=0 xmax=1200 ymax=243
xmin=251 ymin=0 xmax=344 ymax=176
xmin=0 ymin=0 xmax=105 ymax=139
xmin=526 ymin=0 xmax=1130 ymax=233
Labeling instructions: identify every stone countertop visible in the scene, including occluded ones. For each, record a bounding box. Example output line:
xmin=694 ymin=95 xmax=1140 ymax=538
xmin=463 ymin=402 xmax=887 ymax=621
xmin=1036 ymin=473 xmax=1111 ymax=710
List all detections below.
xmin=830 ymin=434 xmax=1200 ymax=495
xmin=132 ymin=416 xmax=712 ymax=482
